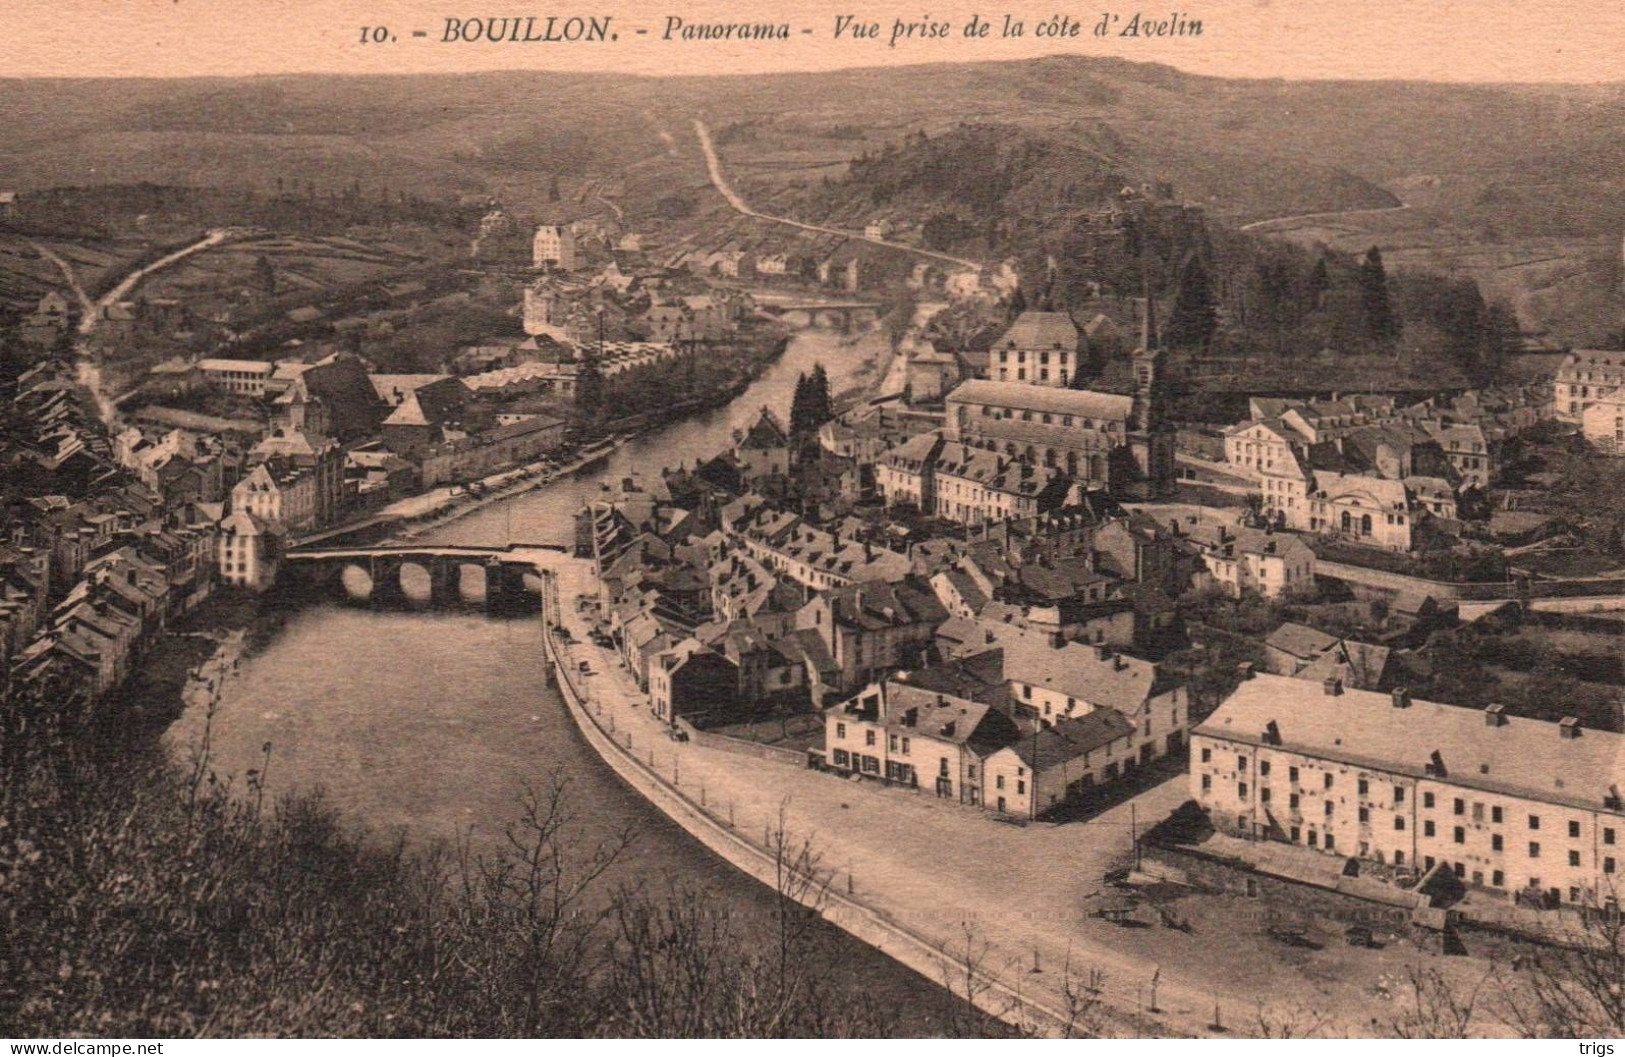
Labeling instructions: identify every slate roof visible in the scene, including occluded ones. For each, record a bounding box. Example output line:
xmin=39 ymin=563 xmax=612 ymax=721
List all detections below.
xmin=945 ymin=379 xmax=1134 ymax=423
xmin=994 ymin=311 xmax=1078 ymax=351
xmin=1196 ymin=673 xmax=1625 ymax=816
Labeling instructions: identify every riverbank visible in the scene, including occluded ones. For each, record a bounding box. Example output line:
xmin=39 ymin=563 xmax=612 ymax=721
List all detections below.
xmin=536 ymin=553 xmax=1188 ymax=1039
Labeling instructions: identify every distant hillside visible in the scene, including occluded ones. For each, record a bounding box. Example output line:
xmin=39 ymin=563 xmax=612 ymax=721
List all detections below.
xmin=0 ymin=60 xmax=1619 ymax=239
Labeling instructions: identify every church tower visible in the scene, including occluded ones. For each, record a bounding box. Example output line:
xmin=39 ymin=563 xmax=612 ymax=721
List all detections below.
xmin=1126 ymin=294 xmax=1176 ymax=499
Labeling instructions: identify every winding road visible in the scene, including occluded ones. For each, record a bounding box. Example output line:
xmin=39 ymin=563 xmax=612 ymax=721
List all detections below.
xmin=33 ymin=229 xmax=232 ymax=424
xmin=1238 ymin=202 xmax=1412 ymax=234
xmin=692 ymin=119 xmax=982 ymax=273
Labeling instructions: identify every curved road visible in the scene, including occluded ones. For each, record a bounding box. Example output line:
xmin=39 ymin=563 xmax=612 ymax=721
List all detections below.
xmin=693 ymin=119 xmax=982 ymax=273
xmin=34 ymin=229 xmax=231 ymax=424
xmin=1238 ymin=202 xmax=1411 ymax=234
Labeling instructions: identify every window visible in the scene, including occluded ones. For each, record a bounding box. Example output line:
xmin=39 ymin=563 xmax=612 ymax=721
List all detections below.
xmin=1289 ymin=766 xmax=1299 ymax=784
xmin=1529 ymin=842 xmax=1541 ymax=858
xmin=1606 ymin=828 xmax=1616 ymax=845
xmin=1358 ymin=778 xmax=1369 ymax=795
xmin=1607 ymin=858 xmax=1616 ymax=874
xmin=1493 ymin=834 xmax=1503 ymax=852
xmin=1259 ymin=761 xmax=1271 ymax=777
xmin=1395 ymin=816 xmax=1406 ymax=832
xmin=1324 ymin=801 xmax=1333 ymax=817
xmin=1325 ymin=834 xmax=1335 ymax=850
xmin=1423 ymin=792 xmax=1435 ymax=809
xmin=1492 ymin=806 xmax=1503 ymax=824
xmin=1529 ymin=815 xmax=1541 ymax=830
xmin=889 ymin=734 xmax=898 ymax=752
xmin=1289 ymin=793 xmax=1300 ymax=809
xmin=1395 ymin=851 xmax=1405 ymax=865
xmin=1424 ymin=821 xmax=1436 ymax=837
xmin=1238 ymin=782 xmax=1249 ymax=799
xmin=1454 ymin=798 xmax=1465 ymax=816
xmin=833 ymin=749 xmax=849 ymax=767
xmin=1359 ymin=807 xmax=1369 ymax=823
xmin=1324 ymin=773 xmax=1333 ymax=790
xmin=1017 ymin=780 xmax=1026 ymax=795
xmin=865 ymin=730 xmax=876 ymax=747
xmin=1238 ymin=754 xmax=1248 ymax=770
xmin=901 ymin=737 xmax=910 ymax=754
xmin=1261 ymin=788 xmax=1272 ymax=803
xmin=1492 ymin=870 xmax=1504 ymax=888
xmin=1570 ymin=850 xmax=1583 ymax=867
xmin=1394 ymin=785 xmax=1405 ymax=805
xmin=1454 ymin=827 xmax=1465 ymax=844
xmin=1201 ymin=774 xmax=1211 ymax=792
xmin=996 ymin=775 xmax=1005 ymax=790
xmin=1569 ymin=820 xmax=1581 ymax=839
xmin=1200 ymin=746 xmax=1213 ymax=763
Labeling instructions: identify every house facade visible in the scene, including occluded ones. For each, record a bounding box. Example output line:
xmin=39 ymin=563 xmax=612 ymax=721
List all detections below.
xmin=1192 ymin=673 xmax=1625 ymax=910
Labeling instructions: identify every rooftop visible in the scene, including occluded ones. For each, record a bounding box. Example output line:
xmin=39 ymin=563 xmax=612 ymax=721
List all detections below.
xmin=1195 ymin=673 xmax=1625 ymax=816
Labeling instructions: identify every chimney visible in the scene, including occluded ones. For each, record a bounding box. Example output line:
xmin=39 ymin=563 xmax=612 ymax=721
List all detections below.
xmin=984 ymin=629 xmax=995 ymax=645
xmin=1559 ymin=716 xmax=1582 ymax=740
xmin=1484 ymin=702 xmax=1505 ymax=727
xmin=1263 ymin=719 xmax=1281 ymax=746
xmin=1236 ymin=661 xmax=1255 ymax=680
xmin=1052 ymin=632 xmax=1065 ymax=649
xmin=1390 ymin=687 xmax=1411 ymax=709
xmin=1093 ymin=643 xmax=1109 ymax=661
xmin=1113 ymin=655 xmax=1127 ymax=671
xmin=1323 ymin=676 xmax=1343 ymax=697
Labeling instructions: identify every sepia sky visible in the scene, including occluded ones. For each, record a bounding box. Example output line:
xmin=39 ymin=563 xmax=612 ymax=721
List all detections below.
xmin=4 ymin=0 xmax=1623 ymax=82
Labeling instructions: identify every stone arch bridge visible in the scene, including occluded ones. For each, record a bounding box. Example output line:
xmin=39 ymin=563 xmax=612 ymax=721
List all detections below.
xmin=280 ymin=544 xmax=565 ymax=612
xmin=755 ymin=300 xmax=884 ymax=332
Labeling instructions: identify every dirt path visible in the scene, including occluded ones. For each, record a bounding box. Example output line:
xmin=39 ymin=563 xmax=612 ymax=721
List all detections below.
xmin=692 ymin=119 xmax=982 ymax=273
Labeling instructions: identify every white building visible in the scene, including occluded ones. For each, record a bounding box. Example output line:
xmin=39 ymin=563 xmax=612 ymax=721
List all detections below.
xmin=1581 ymin=390 xmax=1625 ymax=456
xmin=217 ymin=511 xmax=279 ymax=591
xmin=1193 ymin=673 xmax=1625 ymax=910
xmin=198 ymin=359 xmax=275 ymax=397
xmin=532 ymin=224 xmax=578 ymax=271
xmin=1554 ymin=349 xmax=1625 ymax=423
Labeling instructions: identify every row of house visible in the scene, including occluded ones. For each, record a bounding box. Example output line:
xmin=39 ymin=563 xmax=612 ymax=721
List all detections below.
xmin=824 ymin=618 xmax=1189 ymax=818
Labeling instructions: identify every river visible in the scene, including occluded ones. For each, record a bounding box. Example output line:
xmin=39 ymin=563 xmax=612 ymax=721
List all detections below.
xmin=165 ymin=326 xmax=967 ymax=1032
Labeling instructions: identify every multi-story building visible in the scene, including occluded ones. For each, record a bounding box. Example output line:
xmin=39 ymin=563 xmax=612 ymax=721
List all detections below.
xmin=231 ymin=461 xmax=319 ymax=532
xmin=946 ymin=379 xmax=1133 ymax=489
xmin=921 ymin=441 xmax=1070 ymax=527
xmin=726 ymin=505 xmax=911 ymax=592
xmin=1581 ymin=390 xmax=1625 ymax=456
xmin=1187 ymin=524 xmax=1316 ymax=600
xmin=823 ymin=674 xmax=1019 ymax=804
xmin=217 ymin=510 xmax=279 ymax=590
xmin=1304 ymin=471 xmax=1414 ymax=551
xmin=198 ymin=358 xmax=275 ymax=397
xmin=796 ymin=576 xmax=948 ymax=694
xmin=532 ymin=224 xmax=578 ymax=271
xmin=876 ymin=432 xmax=944 ymax=511
xmin=1424 ymin=421 xmax=1494 ymax=489
xmin=1223 ymin=419 xmax=1298 ymax=479
xmin=1554 ymin=349 xmax=1625 ymax=423
xmin=1192 ymin=672 xmax=1625 ymax=910
xmin=988 ymin=311 xmax=1080 ymax=387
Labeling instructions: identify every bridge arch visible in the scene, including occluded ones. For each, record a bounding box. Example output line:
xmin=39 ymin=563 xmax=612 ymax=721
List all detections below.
xmin=340 ymin=564 xmax=374 ymax=601
xmin=398 ymin=561 xmax=433 ymax=605
xmin=457 ymin=562 xmax=490 ymax=604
